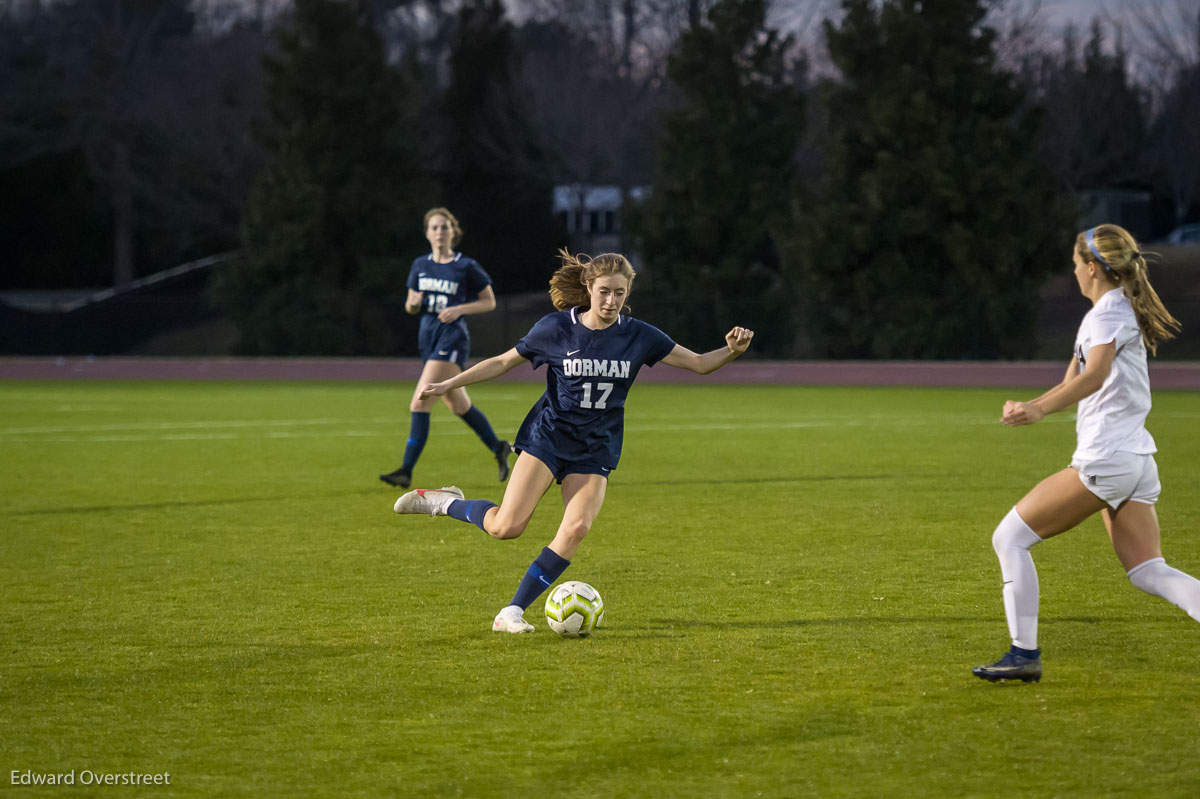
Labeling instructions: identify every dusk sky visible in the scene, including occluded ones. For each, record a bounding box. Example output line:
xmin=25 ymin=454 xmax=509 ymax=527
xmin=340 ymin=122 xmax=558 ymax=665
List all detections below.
xmin=1039 ymin=0 xmax=1139 ymax=30
xmin=770 ymin=0 xmax=1158 ymax=48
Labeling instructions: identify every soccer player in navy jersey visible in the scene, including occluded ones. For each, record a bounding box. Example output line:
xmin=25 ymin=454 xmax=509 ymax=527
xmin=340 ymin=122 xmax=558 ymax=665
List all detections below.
xmin=380 ymin=208 xmax=512 ymax=489
xmin=392 ymin=249 xmax=754 ymax=633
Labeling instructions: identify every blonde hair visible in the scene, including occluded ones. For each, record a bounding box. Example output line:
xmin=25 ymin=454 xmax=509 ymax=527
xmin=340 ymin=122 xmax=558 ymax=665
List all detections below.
xmin=423 ymin=207 xmax=463 ymax=248
xmin=548 ymin=249 xmax=636 ymax=311
xmin=1075 ymin=223 xmax=1181 ymax=355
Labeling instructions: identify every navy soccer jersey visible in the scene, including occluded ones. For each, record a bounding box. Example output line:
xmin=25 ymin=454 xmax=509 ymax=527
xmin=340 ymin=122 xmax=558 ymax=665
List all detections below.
xmin=514 ymin=307 xmax=677 ymax=472
xmin=406 ymin=253 xmax=492 ymax=366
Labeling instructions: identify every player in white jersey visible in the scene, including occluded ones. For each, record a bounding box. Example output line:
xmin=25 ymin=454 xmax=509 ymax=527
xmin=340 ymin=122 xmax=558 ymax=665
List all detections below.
xmin=973 ymin=223 xmax=1199 ymax=683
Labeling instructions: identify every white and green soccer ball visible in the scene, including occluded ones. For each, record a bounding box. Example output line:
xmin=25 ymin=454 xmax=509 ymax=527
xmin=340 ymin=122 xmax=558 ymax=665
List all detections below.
xmin=544 ymin=580 xmax=604 ymax=637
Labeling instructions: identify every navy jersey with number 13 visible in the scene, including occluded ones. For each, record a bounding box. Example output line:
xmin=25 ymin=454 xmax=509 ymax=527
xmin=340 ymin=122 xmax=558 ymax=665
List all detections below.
xmin=406 ymin=253 xmax=491 ymax=318
xmin=514 ymin=307 xmax=676 ymax=470
xmin=406 ymin=252 xmax=492 ymax=367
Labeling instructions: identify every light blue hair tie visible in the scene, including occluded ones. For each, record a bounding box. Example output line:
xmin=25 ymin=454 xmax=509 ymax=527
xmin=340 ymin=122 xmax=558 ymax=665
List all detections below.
xmin=1085 ymin=228 xmax=1111 ymax=272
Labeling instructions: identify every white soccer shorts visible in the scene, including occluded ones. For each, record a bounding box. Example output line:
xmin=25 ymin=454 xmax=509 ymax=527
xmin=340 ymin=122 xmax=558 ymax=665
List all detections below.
xmin=1070 ymin=451 xmax=1161 ymax=509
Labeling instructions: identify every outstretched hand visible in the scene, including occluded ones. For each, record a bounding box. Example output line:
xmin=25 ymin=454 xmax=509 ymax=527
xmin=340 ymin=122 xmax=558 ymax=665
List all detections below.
xmin=726 ymin=326 xmax=755 ymax=355
xmin=417 ymin=381 xmax=451 ymax=401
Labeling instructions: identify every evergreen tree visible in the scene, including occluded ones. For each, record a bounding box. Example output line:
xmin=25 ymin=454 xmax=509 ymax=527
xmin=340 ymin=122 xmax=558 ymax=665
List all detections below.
xmin=1032 ymin=23 xmax=1149 ymax=192
xmin=630 ymin=0 xmax=804 ymax=354
xmin=0 ymin=0 xmax=241 ymax=289
xmin=438 ymin=0 xmax=562 ymax=293
xmin=218 ymin=0 xmax=429 ymax=355
xmin=1151 ymin=59 xmax=1200 ymax=228
xmin=791 ymin=0 xmax=1071 ymax=359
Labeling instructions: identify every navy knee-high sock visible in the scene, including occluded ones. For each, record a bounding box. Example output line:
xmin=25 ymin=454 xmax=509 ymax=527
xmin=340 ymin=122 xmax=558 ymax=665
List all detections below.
xmin=458 ymin=405 xmax=500 ymax=451
xmin=446 ymin=499 xmax=497 ymax=532
xmin=401 ymin=412 xmax=430 ymax=471
xmin=510 ymin=547 xmax=571 ymax=610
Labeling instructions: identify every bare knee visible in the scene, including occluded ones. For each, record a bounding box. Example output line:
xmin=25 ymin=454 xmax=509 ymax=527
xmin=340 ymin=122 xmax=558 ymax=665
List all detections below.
xmin=409 ymin=390 xmax=435 ymax=413
xmin=444 ymin=389 xmax=471 ymax=415
xmin=553 ymin=520 xmax=591 ymax=552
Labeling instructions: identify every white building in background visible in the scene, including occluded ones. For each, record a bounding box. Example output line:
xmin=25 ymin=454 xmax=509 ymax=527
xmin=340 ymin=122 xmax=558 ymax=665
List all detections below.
xmin=1077 ymin=189 xmax=1152 ymax=241
xmin=553 ymin=184 xmax=648 ymax=259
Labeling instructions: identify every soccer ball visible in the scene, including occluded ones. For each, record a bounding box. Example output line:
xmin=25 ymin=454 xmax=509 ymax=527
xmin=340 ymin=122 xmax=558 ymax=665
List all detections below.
xmin=544 ymin=581 xmax=604 ymax=637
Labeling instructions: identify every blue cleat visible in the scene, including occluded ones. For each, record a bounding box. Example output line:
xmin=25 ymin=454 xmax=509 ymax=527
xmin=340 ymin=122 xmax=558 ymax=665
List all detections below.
xmin=972 ymin=651 xmax=1042 ymax=683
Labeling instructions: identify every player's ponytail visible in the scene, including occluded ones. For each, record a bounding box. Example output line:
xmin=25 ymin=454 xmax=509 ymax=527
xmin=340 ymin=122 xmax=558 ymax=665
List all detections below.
xmin=1075 ymin=224 xmax=1181 ymax=355
xmin=549 ymin=251 xmax=588 ymax=310
xmin=548 ymin=249 xmax=636 ymax=312
xmin=1125 ymin=252 xmax=1181 ymax=355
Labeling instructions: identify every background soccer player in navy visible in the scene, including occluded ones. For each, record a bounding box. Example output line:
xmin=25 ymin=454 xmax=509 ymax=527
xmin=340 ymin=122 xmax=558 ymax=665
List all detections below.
xmin=392 ymin=249 xmax=754 ymax=632
xmin=380 ymin=208 xmax=512 ymax=489
xmin=973 ymin=224 xmax=1200 ymax=683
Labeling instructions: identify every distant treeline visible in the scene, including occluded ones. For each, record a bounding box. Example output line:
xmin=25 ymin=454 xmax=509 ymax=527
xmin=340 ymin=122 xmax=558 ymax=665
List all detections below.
xmin=1 ymin=0 xmax=1197 ymax=358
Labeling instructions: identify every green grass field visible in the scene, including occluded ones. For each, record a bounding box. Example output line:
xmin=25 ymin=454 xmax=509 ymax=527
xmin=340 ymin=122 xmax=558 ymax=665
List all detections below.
xmin=2 ymin=379 xmax=1199 ymax=797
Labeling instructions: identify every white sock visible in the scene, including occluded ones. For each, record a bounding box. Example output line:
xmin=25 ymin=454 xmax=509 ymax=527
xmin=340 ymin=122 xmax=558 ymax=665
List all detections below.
xmin=1127 ymin=557 xmax=1200 ymax=623
xmin=992 ymin=507 xmax=1043 ymax=651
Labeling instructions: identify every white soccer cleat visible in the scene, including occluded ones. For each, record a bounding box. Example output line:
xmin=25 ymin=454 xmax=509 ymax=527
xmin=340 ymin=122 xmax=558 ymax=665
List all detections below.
xmin=492 ymin=605 xmax=534 ymax=634
xmin=392 ymin=486 xmax=464 ymax=516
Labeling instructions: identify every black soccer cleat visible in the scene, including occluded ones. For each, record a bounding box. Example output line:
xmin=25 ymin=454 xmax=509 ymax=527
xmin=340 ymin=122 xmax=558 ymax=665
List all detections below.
xmin=494 ymin=440 xmax=513 ymax=482
xmin=972 ymin=651 xmax=1042 ymax=683
xmin=379 ymin=467 xmax=412 ymax=488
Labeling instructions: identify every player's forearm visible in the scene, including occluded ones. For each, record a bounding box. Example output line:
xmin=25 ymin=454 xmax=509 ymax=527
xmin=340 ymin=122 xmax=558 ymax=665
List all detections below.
xmin=692 ymin=345 xmax=741 ymax=375
xmin=1029 ymin=361 xmax=1077 ymax=403
xmin=443 ymin=351 xmax=521 ymax=390
xmin=1029 ymin=380 xmax=1070 ymax=405
xmin=452 ymin=297 xmax=496 ymax=316
xmin=405 ymin=291 xmax=423 ymax=315
xmin=1031 ymin=369 xmax=1106 ymax=416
